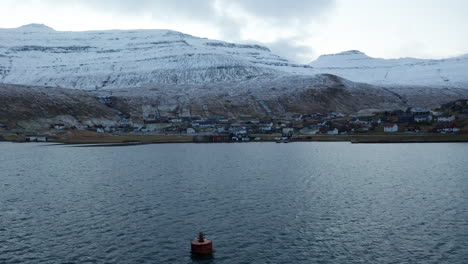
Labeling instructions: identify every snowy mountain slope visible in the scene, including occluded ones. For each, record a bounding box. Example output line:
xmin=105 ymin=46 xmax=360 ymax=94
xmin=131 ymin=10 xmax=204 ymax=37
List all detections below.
xmin=3 ymin=74 xmax=468 ymax=130
xmin=0 ymin=83 xmax=119 ymax=129
xmin=309 ymin=50 xmax=468 ymax=88
xmin=92 ymin=73 xmax=410 ymax=120
xmin=1 ymin=24 xmax=467 ymax=91
xmin=0 ymin=24 xmax=312 ymax=90
xmin=0 ymin=74 xmax=411 ymax=129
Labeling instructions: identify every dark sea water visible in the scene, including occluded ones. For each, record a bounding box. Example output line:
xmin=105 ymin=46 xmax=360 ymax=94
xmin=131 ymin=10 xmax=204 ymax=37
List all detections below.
xmin=0 ymin=142 xmax=467 ymax=264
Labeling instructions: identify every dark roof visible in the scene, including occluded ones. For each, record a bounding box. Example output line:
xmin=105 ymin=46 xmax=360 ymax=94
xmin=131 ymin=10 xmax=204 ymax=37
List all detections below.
xmin=414 ymin=114 xmax=431 ymax=118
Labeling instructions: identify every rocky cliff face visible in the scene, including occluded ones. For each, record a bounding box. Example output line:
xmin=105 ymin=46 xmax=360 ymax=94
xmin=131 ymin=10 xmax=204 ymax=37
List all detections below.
xmin=0 ymin=84 xmax=119 ymax=130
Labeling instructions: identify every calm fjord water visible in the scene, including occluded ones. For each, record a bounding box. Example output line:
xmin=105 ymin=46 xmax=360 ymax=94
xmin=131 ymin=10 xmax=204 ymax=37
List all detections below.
xmin=0 ymin=142 xmax=467 ymax=264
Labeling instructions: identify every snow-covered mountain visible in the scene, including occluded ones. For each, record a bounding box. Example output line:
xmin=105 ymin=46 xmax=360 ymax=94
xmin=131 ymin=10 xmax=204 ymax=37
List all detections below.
xmin=1 ymin=23 xmax=468 ymax=127
xmin=309 ymin=50 xmax=468 ymax=88
xmin=0 ymin=24 xmax=312 ymax=90
xmin=1 ymin=24 xmax=467 ymax=91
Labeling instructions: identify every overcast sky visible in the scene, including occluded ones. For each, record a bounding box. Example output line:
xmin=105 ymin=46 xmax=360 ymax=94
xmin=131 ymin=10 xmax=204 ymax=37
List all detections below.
xmin=1 ymin=0 xmax=467 ymax=63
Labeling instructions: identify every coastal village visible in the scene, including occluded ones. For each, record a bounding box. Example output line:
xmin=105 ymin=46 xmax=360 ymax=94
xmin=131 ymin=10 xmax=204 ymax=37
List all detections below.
xmin=1 ymin=99 xmax=467 ymax=143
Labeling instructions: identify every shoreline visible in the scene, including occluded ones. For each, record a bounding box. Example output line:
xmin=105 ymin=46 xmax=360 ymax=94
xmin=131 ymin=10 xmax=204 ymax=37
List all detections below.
xmin=2 ymin=133 xmax=468 ymax=144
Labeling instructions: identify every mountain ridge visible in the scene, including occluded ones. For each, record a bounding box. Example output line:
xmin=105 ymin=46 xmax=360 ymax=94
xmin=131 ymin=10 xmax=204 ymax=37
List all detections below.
xmin=0 ymin=24 xmax=311 ymax=90
xmin=1 ymin=24 xmax=468 ymax=129
xmin=309 ymin=50 xmax=468 ymax=88
xmin=2 ymin=24 xmax=467 ymax=90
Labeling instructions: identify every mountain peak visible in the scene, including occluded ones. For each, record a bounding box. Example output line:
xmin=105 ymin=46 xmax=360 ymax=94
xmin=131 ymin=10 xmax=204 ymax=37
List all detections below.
xmin=319 ymin=50 xmax=369 ymax=58
xmin=336 ymin=50 xmax=366 ymax=55
xmin=16 ymin=23 xmax=55 ymax=32
xmin=309 ymin=50 xmax=371 ymax=67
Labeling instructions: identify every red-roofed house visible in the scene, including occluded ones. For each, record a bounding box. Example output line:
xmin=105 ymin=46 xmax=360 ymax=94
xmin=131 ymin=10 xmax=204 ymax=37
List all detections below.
xmin=384 ymin=123 xmax=398 ymax=133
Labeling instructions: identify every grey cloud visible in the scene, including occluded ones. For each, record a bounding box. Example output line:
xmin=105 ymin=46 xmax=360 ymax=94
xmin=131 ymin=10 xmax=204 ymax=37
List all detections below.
xmin=264 ymin=39 xmax=316 ymax=64
xmin=224 ymin=0 xmax=335 ymax=23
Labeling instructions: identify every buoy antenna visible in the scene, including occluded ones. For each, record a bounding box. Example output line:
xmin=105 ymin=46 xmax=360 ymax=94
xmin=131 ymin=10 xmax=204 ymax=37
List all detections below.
xmin=191 ymin=232 xmax=213 ymax=256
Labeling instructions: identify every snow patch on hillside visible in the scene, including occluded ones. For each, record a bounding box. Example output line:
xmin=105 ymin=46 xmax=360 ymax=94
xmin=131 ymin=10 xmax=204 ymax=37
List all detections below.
xmin=309 ymin=50 xmax=468 ymax=88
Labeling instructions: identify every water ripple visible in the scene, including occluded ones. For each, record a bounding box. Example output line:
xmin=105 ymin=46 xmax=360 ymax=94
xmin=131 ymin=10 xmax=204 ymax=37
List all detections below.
xmin=0 ymin=142 xmax=467 ymax=263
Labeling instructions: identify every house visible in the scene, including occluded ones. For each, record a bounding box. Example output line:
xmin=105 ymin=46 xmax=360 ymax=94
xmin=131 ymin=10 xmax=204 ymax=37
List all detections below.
xmin=259 ymin=122 xmax=273 ymax=132
xmin=436 ymin=123 xmax=460 ymax=133
xmin=437 ymin=114 xmax=455 ymax=122
xmin=25 ymin=136 xmax=48 ymax=142
xmin=231 ymin=126 xmax=247 ymax=136
xmin=327 ymin=128 xmax=339 ymax=135
xmin=143 ymin=124 xmax=162 ymax=132
xmin=410 ymin=107 xmax=431 ymax=115
xmin=414 ymin=114 xmax=433 ymax=123
xmin=405 ymin=126 xmax=421 ymax=133
xmin=54 ymin=124 xmax=66 ymax=130
xmin=282 ymin=128 xmax=294 ymax=136
xmin=292 ymin=114 xmax=303 ymax=121
xmin=215 ymin=126 xmax=226 ymax=133
xmin=96 ymin=95 xmax=113 ymax=106
xmin=96 ymin=128 xmax=105 ymax=133
xmin=170 ymin=118 xmax=182 ymax=123
xmin=384 ymin=123 xmax=398 ymax=133
xmin=198 ymin=121 xmax=216 ymax=128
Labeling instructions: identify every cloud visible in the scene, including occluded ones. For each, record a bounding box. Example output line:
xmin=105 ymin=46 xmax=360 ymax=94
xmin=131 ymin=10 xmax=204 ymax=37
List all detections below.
xmin=266 ymin=39 xmax=316 ymax=63
xmin=51 ymin=0 xmax=216 ymax=23
xmin=223 ymin=0 xmax=334 ymax=23
xmin=4 ymin=0 xmax=336 ymax=62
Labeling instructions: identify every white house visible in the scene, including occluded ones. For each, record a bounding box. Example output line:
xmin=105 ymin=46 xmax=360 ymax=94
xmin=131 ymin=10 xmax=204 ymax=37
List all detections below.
xmin=282 ymin=128 xmax=294 ymax=135
xmin=328 ymin=128 xmax=339 ymax=135
xmin=186 ymin=128 xmax=196 ymax=134
xmin=25 ymin=136 xmax=48 ymax=142
xmin=170 ymin=118 xmax=182 ymax=123
xmin=384 ymin=123 xmax=398 ymax=132
xmin=437 ymin=115 xmax=455 ymax=122
xmin=410 ymin=107 xmax=430 ymax=115
xmin=414 ymin=115 xmax=433 ymax=123
xmin=259 ymin=122 xmax=273 ymax=131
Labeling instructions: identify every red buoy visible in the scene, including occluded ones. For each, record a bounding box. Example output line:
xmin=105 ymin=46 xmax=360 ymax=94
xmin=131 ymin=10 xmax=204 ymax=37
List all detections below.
xmin=191 ymin=232 xmax=213 ymax=255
